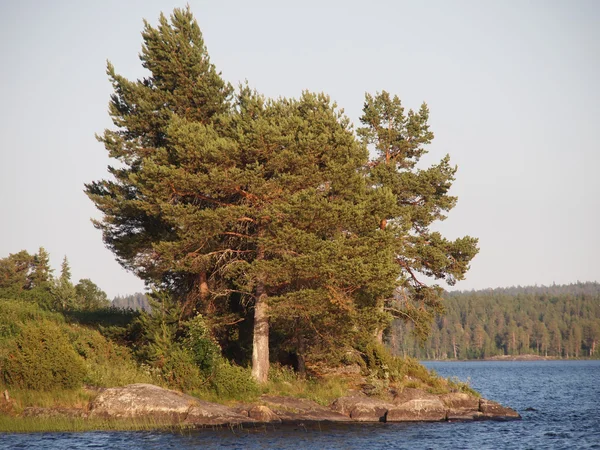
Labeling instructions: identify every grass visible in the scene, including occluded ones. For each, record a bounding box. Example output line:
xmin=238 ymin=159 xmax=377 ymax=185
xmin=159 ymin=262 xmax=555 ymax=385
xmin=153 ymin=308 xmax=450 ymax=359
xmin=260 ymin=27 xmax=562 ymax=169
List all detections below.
xmin=0 ymin=415 xmax=191 ymax=433
xmin=260 ymin=365 xmax=351 ymax=406
xmin=0 ymin=386 xmax=95 ymax=413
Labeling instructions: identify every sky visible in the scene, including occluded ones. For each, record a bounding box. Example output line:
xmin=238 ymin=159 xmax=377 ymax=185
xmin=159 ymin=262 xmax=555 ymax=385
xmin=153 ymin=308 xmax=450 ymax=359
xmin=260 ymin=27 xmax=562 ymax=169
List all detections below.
xmin=0 ymin=0 xmax=598 ymax=298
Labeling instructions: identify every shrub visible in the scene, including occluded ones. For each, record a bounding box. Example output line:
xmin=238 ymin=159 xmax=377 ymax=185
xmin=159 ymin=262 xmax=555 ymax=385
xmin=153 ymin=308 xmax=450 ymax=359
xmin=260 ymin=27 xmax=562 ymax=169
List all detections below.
xmin=0 ymin=299 xmax=64 ymax=339
xmin=68 ymin=326 xmax=152 ymax=387
xmin=2 ymin=321 xmax=86 ymax=390
xmin=184 ymin=314 xmax=221 ymax=377
xmin=208 ymin=361 xmax=259 ymax=401
xmin=158 ymin=348 xmax=204 ymax=392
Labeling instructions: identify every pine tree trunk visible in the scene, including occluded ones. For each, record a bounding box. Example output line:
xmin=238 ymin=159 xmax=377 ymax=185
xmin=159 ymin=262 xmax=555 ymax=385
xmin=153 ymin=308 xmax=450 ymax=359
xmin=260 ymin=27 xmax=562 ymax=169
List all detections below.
xmin=199 ymin=271 xmax=209 ymax=300
xmin=375 ymin=300 xmax=385 ymax=344
xmin=251 ymin=237 xmax=269 ymax=383
xmin=375 ymin=328 xmax=384 ymax=344
xmin=296 ymin=329 xmax=306 ymax=378
xmin=251 ymin=284 xmax=269 ymax=383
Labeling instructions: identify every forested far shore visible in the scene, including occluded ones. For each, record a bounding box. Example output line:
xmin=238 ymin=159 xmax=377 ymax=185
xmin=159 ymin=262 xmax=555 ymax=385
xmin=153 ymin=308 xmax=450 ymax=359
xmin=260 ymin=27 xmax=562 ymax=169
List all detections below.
xmin=111 ymin=293 xmax=150 ymax=311
xmin=389 ymin=282 xmax=600 ymax=360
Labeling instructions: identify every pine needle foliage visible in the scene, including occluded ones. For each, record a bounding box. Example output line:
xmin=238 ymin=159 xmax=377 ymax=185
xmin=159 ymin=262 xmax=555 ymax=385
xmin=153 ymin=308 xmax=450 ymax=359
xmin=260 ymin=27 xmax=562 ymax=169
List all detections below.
xmin=86 ymin=7 xmax=479 ymax=380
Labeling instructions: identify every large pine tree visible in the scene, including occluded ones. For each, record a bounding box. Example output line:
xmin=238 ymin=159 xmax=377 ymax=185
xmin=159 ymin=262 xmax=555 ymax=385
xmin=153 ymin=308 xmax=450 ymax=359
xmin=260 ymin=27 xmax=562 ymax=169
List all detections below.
xmin=87 ymin=8 xmax=478 ymax=381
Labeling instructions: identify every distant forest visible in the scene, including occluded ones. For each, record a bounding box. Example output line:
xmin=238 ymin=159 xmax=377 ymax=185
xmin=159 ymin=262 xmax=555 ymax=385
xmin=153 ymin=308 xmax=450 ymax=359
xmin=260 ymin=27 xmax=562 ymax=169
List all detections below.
xmin=111 ymin=293 xmax=150 ymax=312
xmin=389 ymin=282 xmax=600 ymax=360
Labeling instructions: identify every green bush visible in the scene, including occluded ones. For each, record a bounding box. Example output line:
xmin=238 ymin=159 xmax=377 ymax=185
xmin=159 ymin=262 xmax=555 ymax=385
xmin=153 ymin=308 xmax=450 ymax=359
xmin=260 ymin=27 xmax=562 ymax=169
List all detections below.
xmin=2 ymin=321 xmax=86 ymax=390
xmin=158 ymin=347 xmax=204 ymax=392
xmin=0 ymin=299 xmax=64 ymax=339
xmin=208 ymin=360 xmax=259 ymax=401
xmin=184 ymin=314 xmax=221 ymax=377
xmin=68 ymin=325 xmax=153 ymax=387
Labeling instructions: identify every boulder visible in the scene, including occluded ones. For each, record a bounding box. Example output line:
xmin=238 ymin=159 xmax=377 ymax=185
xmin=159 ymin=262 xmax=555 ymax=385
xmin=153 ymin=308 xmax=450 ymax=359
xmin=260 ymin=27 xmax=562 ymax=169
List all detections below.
xmin=386 ymin=388 xmax=447 ymax=422
xmin=89 ymin=383 xmax=252 ymax=425
xmin=248 ymin=405 xmax=281 ymax=423
xmin=386 ymin=401 xmax=447 ymax=422
xmin=440 ymin=392 xmax=481 ymax=421
xmin=330 ymin=395 xmax=392 ymax=422
xmin=392 ymin=388 xmax=439 ymax=405
xmin=479 ymin=399 xmax=521 ymax=420
xmin=260 ymin=395 xmax=351 ymax=422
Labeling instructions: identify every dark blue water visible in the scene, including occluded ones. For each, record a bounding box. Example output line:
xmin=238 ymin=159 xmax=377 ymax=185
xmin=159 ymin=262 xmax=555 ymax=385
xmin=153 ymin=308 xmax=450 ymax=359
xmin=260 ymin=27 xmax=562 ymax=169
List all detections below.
xmin=1 ymin=360 xmax=599 ymax=449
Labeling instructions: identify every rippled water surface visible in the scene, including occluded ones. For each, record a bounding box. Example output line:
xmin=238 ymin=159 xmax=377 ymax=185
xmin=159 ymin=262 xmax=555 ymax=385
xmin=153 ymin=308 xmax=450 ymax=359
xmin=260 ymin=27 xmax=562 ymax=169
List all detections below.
xmin=1 ymin=360 xmax=599 ymax=449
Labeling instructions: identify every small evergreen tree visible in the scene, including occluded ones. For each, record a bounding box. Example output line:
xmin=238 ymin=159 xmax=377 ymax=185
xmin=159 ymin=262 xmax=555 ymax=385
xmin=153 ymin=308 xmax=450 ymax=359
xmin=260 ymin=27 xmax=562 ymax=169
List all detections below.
xmin=52 ymin=256 xmax=77 ymax=310
xmin=30 ymin=247 xmax=52 ymax=289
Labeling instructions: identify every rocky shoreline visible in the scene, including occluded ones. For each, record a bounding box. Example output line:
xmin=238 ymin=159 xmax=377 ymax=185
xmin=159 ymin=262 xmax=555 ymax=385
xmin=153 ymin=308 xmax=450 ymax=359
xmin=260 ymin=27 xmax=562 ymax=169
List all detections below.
xmin=22 ymin=383 xmax=520 ymax=427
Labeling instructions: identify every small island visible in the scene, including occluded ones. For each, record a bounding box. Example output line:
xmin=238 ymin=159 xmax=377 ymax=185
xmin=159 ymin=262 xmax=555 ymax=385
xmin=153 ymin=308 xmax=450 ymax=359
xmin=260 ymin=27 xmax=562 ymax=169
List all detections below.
xmin=0 ymin=7 xmax=520 ymax=433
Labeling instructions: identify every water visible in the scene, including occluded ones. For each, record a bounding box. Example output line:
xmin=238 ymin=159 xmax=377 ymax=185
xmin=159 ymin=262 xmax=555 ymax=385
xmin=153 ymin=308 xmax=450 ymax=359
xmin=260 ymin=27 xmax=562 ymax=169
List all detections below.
xmin=1 ymin=360 xmax=599 ymax=449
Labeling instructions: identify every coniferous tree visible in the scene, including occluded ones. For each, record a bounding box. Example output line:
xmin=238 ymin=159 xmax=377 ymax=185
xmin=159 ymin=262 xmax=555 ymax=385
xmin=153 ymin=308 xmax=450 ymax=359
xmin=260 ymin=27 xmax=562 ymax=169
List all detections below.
xmin=52 ymin=256 xmax=77 ymax=310
xmin=358 ymin=91 xmax=479 ymax=340
xmin=30 ymin=247 xmax=52 ymax=289
xmin=86 ymin=6 xmax=232 ymax=305
xmin=0 ymin=251 xmax=34 ymax=294
xmin=87 ymin=7 xmax=479 ymax=381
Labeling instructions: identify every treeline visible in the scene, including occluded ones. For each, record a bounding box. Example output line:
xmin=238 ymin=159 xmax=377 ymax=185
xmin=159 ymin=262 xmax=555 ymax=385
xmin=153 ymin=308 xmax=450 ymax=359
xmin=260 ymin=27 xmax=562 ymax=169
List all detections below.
xmin=0 ymin=248 xmax=109 ymax=311
xmin=389 ymin=282 xmax=600 ymax=359
xmin=112 ymin=293 xmax=150 ymax=311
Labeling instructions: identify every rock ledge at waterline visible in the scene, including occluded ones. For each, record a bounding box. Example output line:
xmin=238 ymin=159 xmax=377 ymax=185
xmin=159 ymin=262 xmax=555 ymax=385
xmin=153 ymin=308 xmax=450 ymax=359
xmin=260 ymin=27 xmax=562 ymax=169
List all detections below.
xmin=22 ymin=383 xmax=520 ymax=426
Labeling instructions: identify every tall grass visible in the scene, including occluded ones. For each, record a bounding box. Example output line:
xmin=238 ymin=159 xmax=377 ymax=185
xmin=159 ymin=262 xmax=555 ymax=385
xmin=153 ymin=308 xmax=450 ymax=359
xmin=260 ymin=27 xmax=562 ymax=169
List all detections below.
xmin=261 ymin=364 xmax=351 ymax=406
xmin=0 ymin=415 xmax=191 ymax=433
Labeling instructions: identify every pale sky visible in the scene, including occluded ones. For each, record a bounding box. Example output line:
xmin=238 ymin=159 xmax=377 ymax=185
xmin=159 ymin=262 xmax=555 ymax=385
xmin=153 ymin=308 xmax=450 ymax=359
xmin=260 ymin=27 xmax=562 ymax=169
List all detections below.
xmin=1 ymin=0 xmax=598 ymax=298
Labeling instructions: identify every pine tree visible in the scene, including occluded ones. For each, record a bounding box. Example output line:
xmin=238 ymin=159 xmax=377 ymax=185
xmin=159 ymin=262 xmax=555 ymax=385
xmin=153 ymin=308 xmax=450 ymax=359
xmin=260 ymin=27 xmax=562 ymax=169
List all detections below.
xmin=52 ymin=256 xmax=76 ymax=310
xmin=358 ymin=91 xmax=479 ymax=340
xmin=87 ymin=8 xmax=479 ymax=381
xmin=30 ymin=247 xmax=52 ymax=288
xmin=0 ymin=251 xmax=34 ymax=294
xmin=86 ymin=6 xmax=232 ymax=305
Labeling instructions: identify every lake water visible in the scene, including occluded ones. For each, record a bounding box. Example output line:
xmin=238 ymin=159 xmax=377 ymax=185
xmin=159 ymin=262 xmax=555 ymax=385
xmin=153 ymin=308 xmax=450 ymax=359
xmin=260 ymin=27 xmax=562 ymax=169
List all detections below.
xmin=2 ymin=360 xmax=599 ymax=449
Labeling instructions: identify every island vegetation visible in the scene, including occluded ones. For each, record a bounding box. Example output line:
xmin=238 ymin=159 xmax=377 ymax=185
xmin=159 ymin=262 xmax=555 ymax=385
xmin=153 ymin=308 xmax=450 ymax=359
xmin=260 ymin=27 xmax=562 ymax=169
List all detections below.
xmin=1 ymin=6 xmax=491 ymax=431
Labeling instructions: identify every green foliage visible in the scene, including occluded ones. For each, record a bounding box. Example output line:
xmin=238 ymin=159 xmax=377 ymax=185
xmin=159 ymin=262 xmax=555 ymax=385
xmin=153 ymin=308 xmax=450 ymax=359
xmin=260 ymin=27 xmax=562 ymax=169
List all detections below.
xmin=74 ymin=278 xmax=110 ymax=310
xmin=0 ymin=251 xmax=34 ymax=292
xmin=112 ymin=292 xmax=150 ymax=311
xmin=204 ymin=360 xmax=259 ymax=401
xmin=1 ymin=250 xmax=111 ymax=314
xmin=263 ymin=363 xmax=350 ymax=405
xmin=51 ymin=256 xmax=77 ymax=310
xmin=0 ymin=299 xmax=65 ymax=338
xmin=183 ymin=314 xmax=221 ymax=376
xmin=64 ymin=306 xmax=140 ymax=344
xmin=2 ymin=321 xmax=87 ymax=390
xmin=86 ymin=6 xmax=479 ymax=381
xmin=0 ymin=299 xmax=150 ymax=391
xmin=69 ymin=325 xmax=152 ymax=387
xmin=154 ymin=347 xmax=204 ymax=392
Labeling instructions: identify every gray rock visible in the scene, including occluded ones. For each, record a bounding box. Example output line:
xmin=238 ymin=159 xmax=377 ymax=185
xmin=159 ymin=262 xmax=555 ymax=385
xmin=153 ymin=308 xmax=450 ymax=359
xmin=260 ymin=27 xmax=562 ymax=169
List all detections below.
xmin=479 ymin=399 xmax=521 ymax=420
xmin=248 ymin=405 xmax=281 ymax=423
xmin=89 ymin=383 xmax=252 ymax=425
xmin=440 ymin=392 xmax=481 ymax=420
xmin=386 ymin=398 xmax=447 ymax=422
xmin=330 ymin=395 xmax=393 ymax=422
xmin=260 ymin=395 xmax=351 ymax=422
